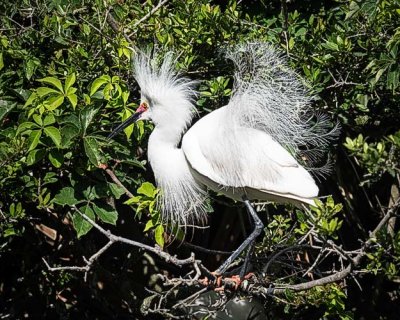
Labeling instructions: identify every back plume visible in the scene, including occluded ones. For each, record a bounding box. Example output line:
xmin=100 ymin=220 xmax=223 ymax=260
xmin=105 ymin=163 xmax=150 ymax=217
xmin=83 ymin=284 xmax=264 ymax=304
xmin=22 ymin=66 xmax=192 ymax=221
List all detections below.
xmin=225 ymin=42 xmax=339 ymax=176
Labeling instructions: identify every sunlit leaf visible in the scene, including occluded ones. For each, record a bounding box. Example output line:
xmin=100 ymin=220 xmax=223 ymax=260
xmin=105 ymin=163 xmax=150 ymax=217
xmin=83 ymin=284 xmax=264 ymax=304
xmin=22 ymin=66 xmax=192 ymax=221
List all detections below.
xmin=90 ymin=77 xmax=109 ymax=96
xmin=64 ymin=73 xmax=76 ymax=92
xmin=67 ymin=93 xmax=77 ymax=109
xmin=137 ymin=182 xmax=157 ymax=198
xmin=37 ymin=87 xmax=59 ymax=97
xmin=43 ymin=114 xmax=55 ymax=126
xmin=44 ymin=126 xmax=61 ymax=147
xmin=46 ymin=95 xmax=64 ymax=110
xmin=38 ymin=77 xmax=64 ymax=93
xmin=28 ymin=129 xmax=42 ymax=151
xmin=155 ymin=224 xmax=165 ymax=248
xmin=26 ymin=149 xmax=46 ymax=165
xmin=32 ymin=114 xmax=42 ymax=126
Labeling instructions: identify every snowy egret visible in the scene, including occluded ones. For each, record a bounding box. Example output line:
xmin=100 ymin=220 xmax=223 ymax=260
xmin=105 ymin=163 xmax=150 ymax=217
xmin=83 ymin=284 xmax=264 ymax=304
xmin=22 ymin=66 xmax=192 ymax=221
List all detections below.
xmin=108 ymin=43 xmax=336 ymax=274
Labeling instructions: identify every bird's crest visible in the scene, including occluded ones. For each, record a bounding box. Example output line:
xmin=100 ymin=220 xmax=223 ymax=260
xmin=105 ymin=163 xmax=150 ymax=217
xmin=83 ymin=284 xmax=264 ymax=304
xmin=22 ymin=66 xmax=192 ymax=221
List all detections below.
xmin=133 ymin=50 xmax=198 ymax=131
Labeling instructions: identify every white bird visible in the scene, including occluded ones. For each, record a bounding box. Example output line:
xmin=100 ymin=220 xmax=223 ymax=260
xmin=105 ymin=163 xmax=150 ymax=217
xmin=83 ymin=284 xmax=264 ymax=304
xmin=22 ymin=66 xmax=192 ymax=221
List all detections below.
xmin=109 ymin=43 xmax=336 ymax=274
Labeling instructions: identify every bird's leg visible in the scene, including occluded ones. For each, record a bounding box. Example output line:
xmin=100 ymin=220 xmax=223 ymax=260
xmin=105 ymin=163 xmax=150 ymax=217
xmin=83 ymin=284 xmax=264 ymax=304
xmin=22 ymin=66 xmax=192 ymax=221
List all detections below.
xmin=215 ymin=199 xmax=264 ymax=276
xmin=239 ymin=243 xmax=254 ymax=279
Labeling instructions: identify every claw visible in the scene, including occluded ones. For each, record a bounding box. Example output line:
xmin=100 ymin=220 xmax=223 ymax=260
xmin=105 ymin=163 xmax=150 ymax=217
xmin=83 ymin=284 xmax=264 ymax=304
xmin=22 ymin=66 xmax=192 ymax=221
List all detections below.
xmin=198 ymin=272 xmax=256 ymax=292
xmin=243 ymin=272 xmax=255 ymax=280
xmin=229 ymin=275 xmax=242 ymax=290
xmin=198 ymin=276 xmax=210 ymax=286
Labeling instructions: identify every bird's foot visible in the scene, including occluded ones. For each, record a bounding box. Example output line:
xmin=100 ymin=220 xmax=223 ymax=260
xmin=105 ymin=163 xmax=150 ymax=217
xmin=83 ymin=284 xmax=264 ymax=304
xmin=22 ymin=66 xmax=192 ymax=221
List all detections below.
xmin=198 ymin=271 xmax=222 ymax=287
xmin=198 ymin=272 xmax=255 ymax=291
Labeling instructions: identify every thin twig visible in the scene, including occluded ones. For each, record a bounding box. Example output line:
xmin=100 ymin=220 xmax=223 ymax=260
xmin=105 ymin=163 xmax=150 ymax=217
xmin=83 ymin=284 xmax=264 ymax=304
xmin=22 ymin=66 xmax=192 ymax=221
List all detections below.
xmin=270 ymin=198 xmax=400 ymax=294
xmin=129 ymin=0 xmax=170 ymax=36
xmin=172 ymin=287 xmax=208 ymax=310
xmin=103 ymin=166 xmax=134 ymax=198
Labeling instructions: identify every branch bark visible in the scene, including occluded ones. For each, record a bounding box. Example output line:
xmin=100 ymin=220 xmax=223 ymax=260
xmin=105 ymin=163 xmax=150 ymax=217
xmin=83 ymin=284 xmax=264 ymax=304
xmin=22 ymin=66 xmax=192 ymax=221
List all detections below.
xmin=43 ymin=205 xmax=206 ymax=280
xmin=103 ymin=166 xmax=134 ymax=198
xmin=128 ymin=0 xmax=170 ymax=36
xmin=270 ymin=198 xmax=400 ymax=294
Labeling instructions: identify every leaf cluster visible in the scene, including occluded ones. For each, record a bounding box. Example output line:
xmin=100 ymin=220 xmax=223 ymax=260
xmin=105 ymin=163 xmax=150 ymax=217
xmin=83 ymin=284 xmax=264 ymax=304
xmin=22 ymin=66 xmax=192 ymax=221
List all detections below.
xmin=0 ymin=0 xmax=399 ymax=319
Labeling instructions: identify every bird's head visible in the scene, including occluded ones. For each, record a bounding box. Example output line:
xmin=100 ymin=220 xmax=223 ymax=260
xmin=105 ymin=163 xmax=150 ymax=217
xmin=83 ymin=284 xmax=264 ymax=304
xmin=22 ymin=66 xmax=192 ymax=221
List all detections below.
xmin=108 ymin=52 xmax=198 ymax=140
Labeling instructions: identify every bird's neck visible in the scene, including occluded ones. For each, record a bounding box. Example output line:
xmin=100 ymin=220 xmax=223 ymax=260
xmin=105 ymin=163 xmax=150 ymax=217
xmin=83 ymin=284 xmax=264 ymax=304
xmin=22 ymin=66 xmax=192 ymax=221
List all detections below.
xmin=149 ymin=124 xmax=185 ymax=148
xmin=146 ymin=123 xmax=208 ymax=227
xmin=147 ymin=125 xmax=187 ymax=177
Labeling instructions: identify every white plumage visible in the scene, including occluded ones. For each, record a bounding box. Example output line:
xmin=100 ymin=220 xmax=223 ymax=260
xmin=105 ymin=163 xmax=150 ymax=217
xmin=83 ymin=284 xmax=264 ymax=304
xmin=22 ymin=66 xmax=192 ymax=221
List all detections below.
xmin=110 ymin=43 xmax=337 ymax=229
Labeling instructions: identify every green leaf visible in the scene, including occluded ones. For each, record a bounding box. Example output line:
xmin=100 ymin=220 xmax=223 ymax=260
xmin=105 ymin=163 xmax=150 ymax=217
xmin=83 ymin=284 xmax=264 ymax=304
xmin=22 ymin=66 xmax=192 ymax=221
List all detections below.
xmin=65 ymin=73 xmax=76 ymax=92
xmin=90 ymin=77 xmax=109 ymax=96
xmin=32 ymin=114 xmax=42 ymax=126
xmin=37 ymin=87 xmax=59 ymax=97
xmin=28 ymin=129 xmax=42 ymax=151
xmin=144 ymin=219 xmax=154 ymax=232
xmin=137 ymin=182 xmax=156 ymax=198
xmin=82 ymin=186 xmax=98 ymax=200
xmin=154 ymin=224 xmax=165 ymax=248
xmin=322 ymin=41 xmax=339 ymax=51
xmin=24 ymin=59 xmax=37 ymax=80
xmin=84 ymin=137 xmax=101 ymax=166
xmin=0 ymin=52 xmax=3 ymax=70
xmin=109 ymin=183 xmax=125 ymax=199
xmin=0 ymin=100 xmax=16 ymax=121
xmin=93 ymin=203 xmax=118 ymax=225
xmin=122 ymin=109 xmax=134 ymax=138
xmin=387 ymin=70 xmax=399 ymax=90
xmin=67 ymin=93 xmax=77 ymax=109
xmin=44 ymin=126 xmax=61 ymax=147
xmin=374 ymin=68 xmax=386 ymax=85
xmin=53 ymin=187 xmax=79 ymax=206
xmin=16 ymin=121 xmax=38 ymax=135
xmin=61 ymin=123 xmax=80 ymax=148
xmin=49 ymin=149 xmax=63 ymax=168
xmin=26 ymin=149 xmax=46 ymax=165
xmin=23 ymin=92 xmax=38 ymax=107
xmin=38 ymin=77 xmax=64 ymax=93
xmin=72 ymin=205 xmax=95 ymax=238
xmin=80 ymin=108 xmax=98 ymax=134
xmin=43 ymin=114 xmax=55 ymax=126
xmin=124 ymin=196 xmax=140 ymax=205
xmin=46 ymin=95 xmax=64 ymax=110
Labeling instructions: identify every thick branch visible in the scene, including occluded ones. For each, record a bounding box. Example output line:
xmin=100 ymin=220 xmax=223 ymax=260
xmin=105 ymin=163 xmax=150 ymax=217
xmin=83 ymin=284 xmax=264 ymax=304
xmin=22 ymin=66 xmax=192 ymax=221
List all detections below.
xmin=106 ymin=9 xmax=132 ymax=44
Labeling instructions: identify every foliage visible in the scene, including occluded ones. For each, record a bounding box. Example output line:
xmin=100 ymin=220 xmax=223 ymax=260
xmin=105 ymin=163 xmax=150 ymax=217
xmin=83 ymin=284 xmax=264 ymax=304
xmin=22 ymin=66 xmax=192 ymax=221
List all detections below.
xmin=0 ymin=0 xmax=399 ymax=319
xmin=344 ymin=131 xmax=400 ymax=185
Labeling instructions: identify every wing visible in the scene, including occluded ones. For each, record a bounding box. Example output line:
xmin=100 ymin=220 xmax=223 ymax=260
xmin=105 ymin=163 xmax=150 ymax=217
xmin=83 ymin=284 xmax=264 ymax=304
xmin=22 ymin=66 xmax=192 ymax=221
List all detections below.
xmin=182 ymin=106 xmax=318 ymax=204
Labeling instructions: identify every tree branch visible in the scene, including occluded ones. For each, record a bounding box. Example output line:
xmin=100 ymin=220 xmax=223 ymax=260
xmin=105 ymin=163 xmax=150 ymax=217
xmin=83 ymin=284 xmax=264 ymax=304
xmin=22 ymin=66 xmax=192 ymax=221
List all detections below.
xmin=269 ymin=198 xmax=400 ymax=294
xmin=105 ymin=9 xmax=132 ymax=44
xmin=102 ymin=166 xmax=135 ymax=198
xmin=129 ymin=0 xmax=170 ymax=36
xmin=43 ymin=205 xmax=204 ymax=280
